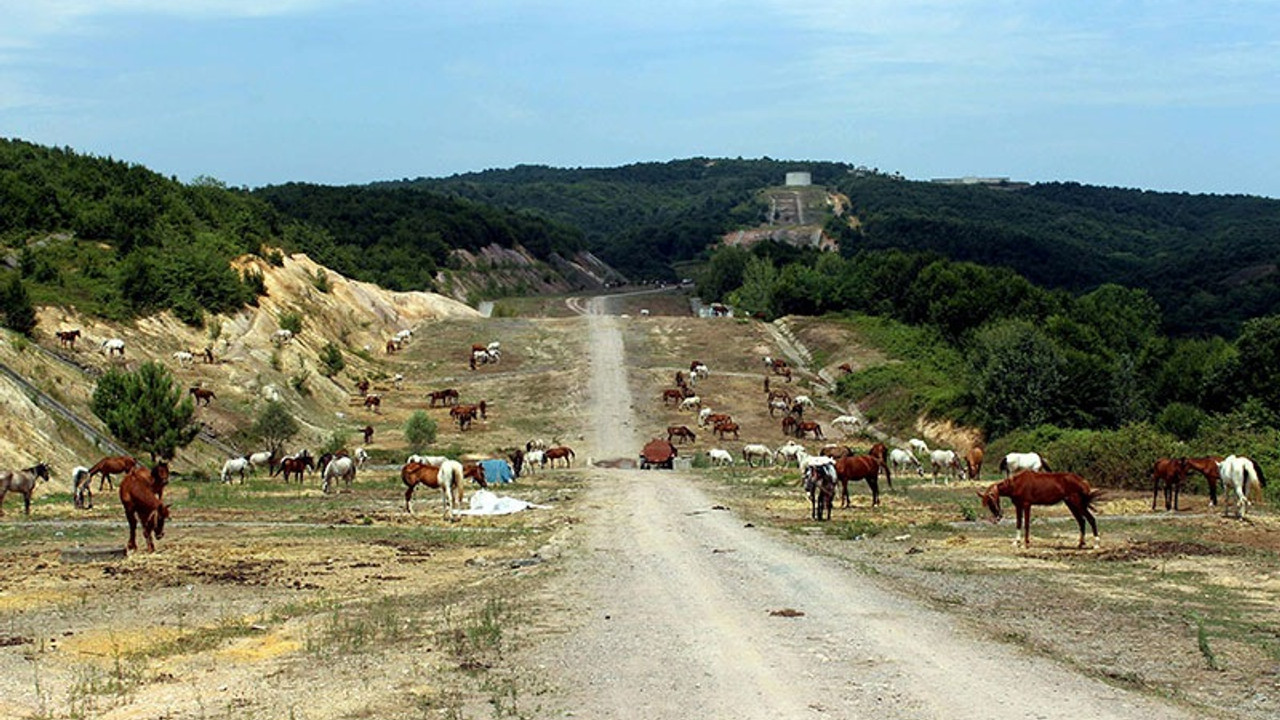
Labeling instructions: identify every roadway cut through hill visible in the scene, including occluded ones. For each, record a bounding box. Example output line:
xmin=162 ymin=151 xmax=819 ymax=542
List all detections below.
xmin=520 ymin=294 xmax=1202 ymax=720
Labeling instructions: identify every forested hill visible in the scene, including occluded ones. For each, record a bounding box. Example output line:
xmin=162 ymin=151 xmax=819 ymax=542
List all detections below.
xmin=833 ymin=177 xmax=1280 ymax=336
xmin=385 ymin=158 xmax=859 ymax=279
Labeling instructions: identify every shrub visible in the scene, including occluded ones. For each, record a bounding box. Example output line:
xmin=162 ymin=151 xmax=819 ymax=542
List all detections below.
xmin=278 ymin=310 xmax=303 ymax=335
xmin=318 ymin=342 xmax=345 ymax=377
xmin=404 ymin=411 xmax=438 ymax=452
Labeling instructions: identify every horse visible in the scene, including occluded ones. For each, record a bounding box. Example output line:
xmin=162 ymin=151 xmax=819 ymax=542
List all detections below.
xmin=1184 ymin=456 xmax=1224 ymax=506
xmin=768 ymin=398 xmax=791 ymax=417
xmin=966 ymin=447 xmax=985 ymax=483
xmin=831 ymin=415 xmax=862 ymax=437
xmin=364 ymin=394 xmax=381 ymax=413
xmin=661 ymin=388 xmax=685 ymax=405
xmin=702 ymin=413 xmax=732 ymax=429
xmin=523 ymin=450 xmax=546 ymax=472
xmin=837 ymin=363 xmax=853 ymax=375
xmin=767 ymin=389 xmax=792 ymax=405
xmin=999 ymin=452 xmax=1050 ymax=477
xmin=1150 ymin=457 xmax=1190 ymax=511
xmin=979 ymin=471 xmax=1102 ymax=549
xmin=56 ymin=329 xmax=81 ymax=349
xmin=356 ymin=379 xmax=371 ymax=396
xmin=173 ymin=350 xmax=194 ymax=367
xmin=87 ymin=455 xmax=136 ymax=491
xmin=525 ymin=438 xmax=548 ymax=452
xmin=246 ymin=450 xmax=275 ymax=474
xmin=545 ymin=446 xmax=575 ymax=468
xmin=775 ymin=441 xmax=807 ymax=467
xmin=361 ymin=425 xmax=375 ymax=444
xmin=407 ymin=454 xmax=448 ymax=467
xmin=804 ymin=457 xmax=838 ymax=521
xmin=742 ymin=444 xmax=775 ymax=467
xmin=713 ymin=421 xmax=740 ymax=440
xmin=402 ymin=460 xmax=487 ymax=518
xmin=202 ymin=346 xmax=215 ymax=364
xmin=678 ymin=396 xmax=702 ymax=412
xmin=120 ymin=464 xmax=170 ymax=553
xmin=708 ymin=448 xmax=734 ymax=467
xmin=451 ymin=405 xmax=479 ymax=430
xmin=868 ymin=442 xmax=893 ymax=489
xmin=353 ymin=447 xmax=370 ymax=468
xmin=796 ymin=421 xmax=824 ymax=440
xmin=221 ymin=456 xmax=251 ymax=484
xmin=930 ymin=449 xmax=965 ymax=484
xmin=781 ymin=416 xmax=799 ymax=437
xmin=189 ymin=386 xmax=216 ymax=406
xmin=72 ymin=465 xmax=92 ymax=509
xmin=834 ymin=454 xmax=883 ymax=508
xmin=908 ymin=438 xmax=929 ymax=456
xmin=691 ymin=363 xmax=709 ymax=379
xmin=386 ymin=339 xmax=399 ymax=354
xmin=819 ymin=444 xmax=853 ymax=460
xmin=0 ymin=462 xmax=51 ymax=515
xmin=274 ymin=453 xmax=314 ymax=483
xmin=889 ymin=448 xmax=924 ymax=477
xmin=100 ymin=337 xmax=125 ymax=356
xmin=428 ymin=388 xmax=459 ymax=407
xmin=272 ymin=329 xmax=293 ymax=345
xmin=321 ymin=455 xmax=357 ymax=493
xmin=667 ymin=426 xmax=696 ymax=444
xmin=1218 ymin=455 xmax=1268 ymax=519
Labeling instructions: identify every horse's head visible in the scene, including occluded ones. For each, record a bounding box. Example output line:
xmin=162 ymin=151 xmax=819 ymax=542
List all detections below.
xmin=33 ymin=462 xmax=51 ymax=481
xmin=978 ymin=484 xmax=1002 ymax=522
xmin=467 ymin=463 xmax=488 ymax=488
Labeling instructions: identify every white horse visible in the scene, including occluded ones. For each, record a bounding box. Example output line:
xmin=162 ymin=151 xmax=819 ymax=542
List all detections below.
xmin=71 ymin=465 xmax=92 ymax=509
xmin=768 ymin=398 xmax=791 ymax=416
xmin=1217 ymin=455 xmax=1267 ymax=518
xmin=246 ymin=450 xmax=274 ymax=473
xmin=272 ymin=329 xmax=293 ymax=345
xmin=792 ymin=395 xmax=814 ymax=408
xmin=353 ymin=447 xmax=370 ymax=468
xmin=776 ymin=441 xmax=807 ymax=467
xmin=524 ymin=450 xmax=547 ymax=472
xmin=393 ymin=329 xmax=413 ymax=345
xmin=908 ymin=438 xmax=929 ymax=456
xmin=708 ymin=448 xmax=734 ymax=467
xmin=100 ymin=338 xmax=125 ymax=356
xmin=1000 ymin=452 xmax=1049 ymax=476
xmin=698 ymin=407 xmax=714 ymax=426
xmin=437 ymin=459 xmax=469 ymax=520
xmin=889 ymin=448 xmax=924 ymax=477
xmin=831 ymin=415 xmax=862 ymax=437
xmin=742 ymin=444 xmax=775 ymax=467
xmin=929 ymin=449 xmax=965 ymax=484
xmin=322 ymin=456 xmax=356 ymax=493
xmin=173 ymin=350 xmax=194 ymax=367
xmin=407 ymin=454 xmax=447 ymax=467
xmin=525 ymin=438 xmax=548 ymax=452
xmin=679 ymin=396 xmax=702 ymax=412
xmin=691 ymin=363 xmax=709 ymax=379
xmin=221 ymin=457 xmax=251 ymax=484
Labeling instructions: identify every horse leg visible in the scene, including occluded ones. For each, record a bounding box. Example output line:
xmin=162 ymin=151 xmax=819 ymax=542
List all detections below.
xmin=23 ymin=490 xmax=31 ymax=516
xmin=840 ymin=479 xmax=850 ymax=508
xmin=405 ymin=483 xmax=416 ymax=513
xmin=868 ymin=477 xmax=880 ymax=507
xmin=126 ymin=510 xmax=139 ymax=552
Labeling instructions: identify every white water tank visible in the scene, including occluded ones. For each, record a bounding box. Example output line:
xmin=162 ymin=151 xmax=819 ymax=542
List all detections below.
xmin=785 ymin=172 xmax=811 ymax=187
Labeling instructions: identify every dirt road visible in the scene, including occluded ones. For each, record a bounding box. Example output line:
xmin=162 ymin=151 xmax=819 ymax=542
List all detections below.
xmin=526 ymin=297 xmax=1202 ymax=719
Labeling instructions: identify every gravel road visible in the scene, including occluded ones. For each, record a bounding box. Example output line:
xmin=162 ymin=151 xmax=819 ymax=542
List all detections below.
xmin=524 ymin=296 xmax=1203 ymax=719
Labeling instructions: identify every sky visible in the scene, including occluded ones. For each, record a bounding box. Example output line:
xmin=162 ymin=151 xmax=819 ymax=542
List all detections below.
xmin=1 ymin=0 xmax=1277 ymax=196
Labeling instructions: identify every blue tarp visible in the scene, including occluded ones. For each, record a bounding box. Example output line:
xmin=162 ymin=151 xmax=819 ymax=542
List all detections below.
xmin=480 ymin=459 xmax=514 ymax=484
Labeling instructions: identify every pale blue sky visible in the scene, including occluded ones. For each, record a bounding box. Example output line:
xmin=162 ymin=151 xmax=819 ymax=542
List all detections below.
xmin=2 ymin=1 xmax=1277 ymax=196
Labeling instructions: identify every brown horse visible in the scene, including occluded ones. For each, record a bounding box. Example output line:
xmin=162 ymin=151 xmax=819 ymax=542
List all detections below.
xmin=274 ymin=453 xmax=314 ymax=483
xmin=87 ymin=455 xmax=137 ymax=491
xmin=1184 ymin=456 xmax=1224 ymax=506
xmin=0 ymin=462 xmax=51 ymax=516
xmin=356 ymin=379 xmax=371 ymax=396
xmin=361 ymin=425 xmax=374 ymax=444
xmin=428 ymin=388 xmax=459 ymax=407
xmin=667 ymin=426 xmax=696 ymax=444
xmin=661 ymin=388 xmax=685 ymax=404
xmin=868 ymin=442 xmax=893 ymax=489
xmin=545 ymin=446 xmax=575 ymax=468
xmin=1151 ymin=457 xmax=1189 ymax=511
xmin=837 ymin=363 xmax=853 ymax=374
xmin=796 ymin=421 xmax=824 ymax=440
xmin=120 ymin=463 xmax=170 ymax=553
xmin=834 ymin=454 xmax=883 ymax=508
xmin=713 ymin=421 xmax=740 ymax=440
xmin=56 ymin=329 xmax=81 ymax=349
xmin=402 ymin=461 xmax=488 ymax=515
xmin=451 ymin=404 xmax=481 ymax=430
xmin=781 ymin=416 xmax=798 ymax=437
xmin=189 ymin=387 xmax=216 ymax=406
xmin=363 ymin=394 xmax=381 ymax=413
xmin=702 ymin=412 xmax=731 ymax=429
xmin=966 ymin=446 xmax=985 ymax=483
xmin=979 ymin=471 xmax=1102 ymax=549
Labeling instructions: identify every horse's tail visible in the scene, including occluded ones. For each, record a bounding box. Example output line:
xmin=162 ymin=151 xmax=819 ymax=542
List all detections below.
xmin=998 ymin=457 xmax=1008 ymax=473
xmin=1253 ymin=460 xmax=1268 ymax=488
xmin=1084 ymin=484 xmax=1104 ymax=511
xmin=1039 ymin=457 xmax=1052 ymax=473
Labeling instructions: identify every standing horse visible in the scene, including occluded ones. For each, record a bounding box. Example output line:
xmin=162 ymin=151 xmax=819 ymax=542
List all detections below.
xmin=979 ymin=471 xmax=1102 ymax=549
xmin=72 ymin=465 xmax=92 ymax=509
xmin=1150 ymin=457 xmax=1190 ymax=511
xmin=56 ymin=329 xmax=81 ymax=349
xmin=545 ymin=446 xmax=575 ymax=468
xmin=428 ymin=389 xmax=459 ymax=407
xmin=402 ymin=460 xmax=487 ymax=517
xmin=322 ymin=456 xmax=357 ymax=493
xmin=804 ymin=457 xmax=838 ymax=521
xmin=999 ymin=452 xmax=1049 ymax=477
xmin=1218 ymin=455 xmax=1267 ymax=518
xmin=189 ymin=387 xmax=216 ymax=406
xmin=87 ymin=455 xmax=136 ymax=491
xmin=274 ymin=453 xmax=314 ymax=483
xmin=1184 ymin=456 xmax=1224 ymax=506
xmin=0 ymin=462 xmax=51 ymax=515
xmin=834 ymin=454 xmax=883 ymax=508
xmin=100 ymin=338 xmax=125 ymax=356
xmin=120 ymin=464 xmax=169 ymax=553
xmin=966 ymin=447 xmax=985 ymax=482
xmin=868 ymin=442 xmax=892 ymax=489
xmin=221 ymin=456 xmax=251 ymax=484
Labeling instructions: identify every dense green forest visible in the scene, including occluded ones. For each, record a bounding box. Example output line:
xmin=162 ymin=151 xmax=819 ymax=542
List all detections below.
xmin=388 ymin=158 xmax=859 ymax=280
xmin=252 ymin=183 xmax=587 ymax=292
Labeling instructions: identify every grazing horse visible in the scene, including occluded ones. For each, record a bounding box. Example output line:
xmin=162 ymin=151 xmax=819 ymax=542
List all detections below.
xmin=1184 ymin=456 xmax=1224 ymax=506
xmin=804 ymin=457 xmax=838 ymax=521
xmin=0 ymin=462 xmax=51 ymax=515
xmin=100 ymin=337 xmax=125 ymax=356
xmin=908 ymin=438 xmax=930 ymax=456
xmin=702 ymin=412 xmax=732 ymax=429
xmin=321 ymin=455 xmax=357 ymax=493
xmin=220 ymin=456 xmax=251 ymax=484
xmin=742 ymin=444 xmax=775 ymax=467
xmin=831 ymin=415 xmax=862 ymax=437
xmin=661 ymin=388 xmax=685 ymax=405
xmin=930 ymin=449 xmax=965 ymax=484
xmin=545 ymin=446 xmax=575 ymax=468
xmin=120 ymin=463 xmax=170 ymax=553
xmin=889 ymin=448 xmax=924 ymax=477
xmin=356 ymin=379 xmax=371 ymax=396
xmin=274 ymin=453 xmax=314 ymax=483
xmin=980 ymin=471 xmax=1102 ymax=549
xmin=713 ymin=421 xmax=740 ymax=440
xmin=708 ymin=449 xmax=734 ymax=467
xmin=834 ymin=454 xmax=883 ymax=508
xmin=796 ymin=421 xmax=824 ymax=440
xmin=173 ymin=350 xmax=194 ymax=367
xmin=667 ymin=426 xmax=696 ymax=444
xmin=56 ymin=329 xmax=81 ymax=349
xmin=1150 ymin=457 xmax=1190 ymax=511
xmin=966 ymin=447 xmax=985 ymax=483
xmin=402 ymin=460 xmax=488 ymax=517
xmin=189 ymin=386 xmax=216 ymax=406
xmin=364 ymin=394 xmax=381 ymax=413
xmin=1218 ymin=455 xmax=1267 ymax=519
xmin=246 ymin=450 xmax=275 ymax=474
xmin=523 ymin=450 xmax=546 ymax=472
xmin=837 ymin=363 xmax=853 ymax=375
xmin=451 ymin=405 xmax=480 ymax=430
xmin=87 ymin=455 xmax=136 ymax=491
xmin=999 ymin=452 xmax=1049 ymax=477
xmin=72 ymin=465 xmax=92 ymax=509
xmin=428 ymin=388 xmax=459 ymax=407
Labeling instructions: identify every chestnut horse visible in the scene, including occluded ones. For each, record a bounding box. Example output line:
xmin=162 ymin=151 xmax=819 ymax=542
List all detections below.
xmin=274 ymin=453 xmax=314 ymax=483
xmin=56 ymin=329 xmax=81 ymax=349
xmin=979 ymin=471 xmax=1102 ymax=549
xmin=87 ymin=455 xmax=137 ymax=491
xmin=834 ymin=454 xmax=884 ymax=508
xmin=402 ymin=460 xmax=487 ymax=517
xmin=667 ymin=426 xmax=696 ymax=444
xmin=428 ymin=388 xmax=459 ymax=407
xmin=120 ymin=463 xmax=170 ymax=553
xmin=1150 ymin=457 xmax=1189 ymax=511
xmin=545 ymin=446 xmax=575 ymax=468
xmin=189 ymin=386 xmax=216 ymax=406
xmin=966 ymin=447 xmax=984 ymax=483
xmin=1184 ymin=456 xmax=1224 ymax=506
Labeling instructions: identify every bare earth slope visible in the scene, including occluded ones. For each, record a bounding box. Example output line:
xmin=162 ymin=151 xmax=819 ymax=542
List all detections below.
xmin=525 ymin=296 xmax=1202 ymax=719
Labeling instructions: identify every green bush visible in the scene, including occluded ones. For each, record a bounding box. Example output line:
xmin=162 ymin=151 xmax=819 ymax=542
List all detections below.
xmin=278 ymin=311 xmax=303 ymax=335
xmin=404 ymin=411 xmax=438 ymax=452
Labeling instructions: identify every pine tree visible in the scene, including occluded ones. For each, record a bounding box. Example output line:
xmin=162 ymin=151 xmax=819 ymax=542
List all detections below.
xmin=0 ymin=273 xmax=37 ymax=336
xmin=91 ymin=362 xmax=200 ymax=461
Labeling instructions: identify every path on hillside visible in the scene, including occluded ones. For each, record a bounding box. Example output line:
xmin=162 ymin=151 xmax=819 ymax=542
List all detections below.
xmin=520 ymin=298 xmax=1203 ymax=719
